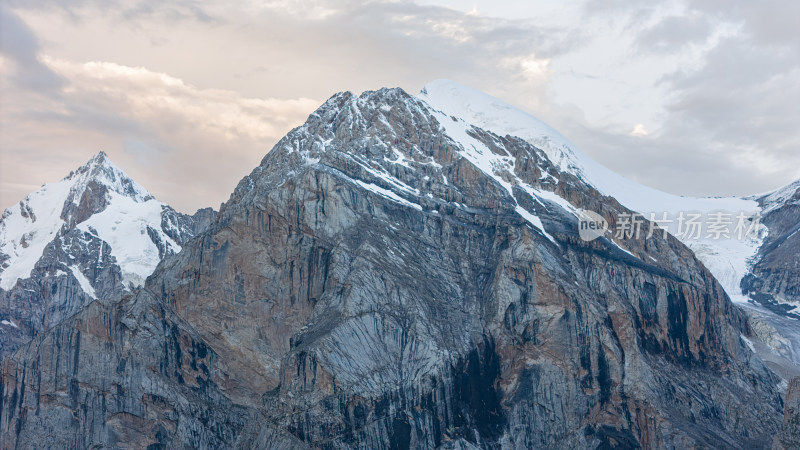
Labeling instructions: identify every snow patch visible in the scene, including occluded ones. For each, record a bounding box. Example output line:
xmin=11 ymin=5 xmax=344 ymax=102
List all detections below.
xmin=77 ymin=192 xmax=180 ymax=287
xmin=515 ymin=206 xmax=556 ymax=244
xmin=425 ymin=106 xmax=560 ymax=243
xmin=353 ymin=180 xmax=422 ymax=211
xmin=741 ymin=334 xmax=756 ymax=353
xmin=0 ymin=178 xmax=72 ymax=289
xmin=69 ymin=265 xmax=96 ymax=299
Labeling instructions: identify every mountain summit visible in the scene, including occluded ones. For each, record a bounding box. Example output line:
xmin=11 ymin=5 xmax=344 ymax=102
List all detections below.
xmin=0 ymin=151 xmax=215 ymax=358
xmin=0 ymin=150 xmax=154 ymax=290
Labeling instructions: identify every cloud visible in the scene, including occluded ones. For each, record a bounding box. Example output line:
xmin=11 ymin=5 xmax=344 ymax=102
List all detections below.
xmin=48 ymin=59 xmax=318 ymax=143
xmin=647 ymin=1 xmax=800 ymax=193
xmin=637 ymin=14 xmax=712 ymax=53
xmin=8 ymin=0 xmax=574 ymax=100
xmin=552 ymin=0 xmax=800 ymax=197
xmin=1 ymin=0 xmax=798 ymax=210
xmin=0 ymin=4 xmax=63 ymax=91
xmin=0 ymin=56 xmax=319 ymax=212
xmin=655 ymin=36 xmax=800 ymax=183
xmin=4 ymin=0 xmax=214 ymax=23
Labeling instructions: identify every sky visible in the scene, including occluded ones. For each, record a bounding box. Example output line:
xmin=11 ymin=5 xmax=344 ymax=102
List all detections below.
xmin=1 ymin=0 xmax=798 ymax=213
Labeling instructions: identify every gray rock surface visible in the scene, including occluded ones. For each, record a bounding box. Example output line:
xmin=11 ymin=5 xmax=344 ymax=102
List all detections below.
xmin=736 ymin=181 xmax=800 ymax=380
xmin=774 ymin=377 xmax=800 ymax=449
xmin=0 ymin=88 xmax=785 ymax=448
xmin=742 ymin=180 xmax=800 ymax=318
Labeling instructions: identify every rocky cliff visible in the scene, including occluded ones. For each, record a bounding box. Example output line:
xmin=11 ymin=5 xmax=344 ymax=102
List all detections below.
xmin=742 ymin=180 xmax=800 ymax=317
xmin=775 ymin=377 xmax=800 ymax=449
xmin=0 ymin=86 xmax=785 ymax=448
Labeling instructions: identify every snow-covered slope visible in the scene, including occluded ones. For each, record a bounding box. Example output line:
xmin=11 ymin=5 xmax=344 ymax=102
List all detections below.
xmin=418 ymin=79 xmax=766 ymax=304
xmin=0 ymin=174 xmax=77 ymax=290
xmin=759 ymin=179 xmax=800 ymax=215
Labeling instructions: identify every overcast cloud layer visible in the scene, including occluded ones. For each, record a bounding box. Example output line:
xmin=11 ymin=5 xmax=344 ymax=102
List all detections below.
xmin=1 ymin=0 xmax=797 ymax=212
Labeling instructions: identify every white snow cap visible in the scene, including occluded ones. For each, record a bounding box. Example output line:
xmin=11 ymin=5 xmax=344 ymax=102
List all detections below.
xmin=419 ymin=79 xmax=583 ymax=176
xmin=65 ymin=150 xmax=154 ymax=204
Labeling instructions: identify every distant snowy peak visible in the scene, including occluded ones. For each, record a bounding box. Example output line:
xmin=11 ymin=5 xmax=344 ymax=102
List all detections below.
xmin=66 ymin=151 xmax=153 ymax=201
xmin=0 ymin=152 xmax=216 ymax=358
xmin=417 ymin=79 xmax=757 ymax=214
xmin=0 ymin=151 xmax=186 ymax=290
xmin=418 ymin=80 xmax=654 ymax=209
xmin=62 ymin=151 xmax=152 ymax=210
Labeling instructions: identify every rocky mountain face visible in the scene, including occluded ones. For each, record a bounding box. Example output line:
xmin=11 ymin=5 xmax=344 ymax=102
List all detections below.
xmin=0 ymin=152 xmax=215 ymax=360
xmin=716 ymin=180 xmax=800 ymax=379
xmin=775 ymin=376 xmax=800 ymax=449
xmin=0 ymin=84 xmax=786 ymax=449
xmin=420 ymin=81 xmax=800 ymax=393
xmin=742 ymin=181 xmax=800 ymax=318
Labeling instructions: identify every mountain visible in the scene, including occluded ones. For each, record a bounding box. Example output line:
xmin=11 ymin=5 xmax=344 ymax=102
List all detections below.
xmin=0 ymin=151 xmax=215 ymax=358
xmin=420 ymin=80 xmax=765 ymax=305
xmin=738 ymin=180 xmax=800 ymax=377
xmin=743 ymin=180 xmax=800 ymax=316
xmin=0 ymin=84 xmax=785 ymax=448
xmin=422 ymin=80 xmax=800 ymax=373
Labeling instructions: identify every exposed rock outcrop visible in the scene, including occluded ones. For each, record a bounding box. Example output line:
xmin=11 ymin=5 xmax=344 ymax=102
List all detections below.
xmin=774 ymin=377 xmax=800 ymax=449
xmin=742 ymin=180 xmax=800 ymax=318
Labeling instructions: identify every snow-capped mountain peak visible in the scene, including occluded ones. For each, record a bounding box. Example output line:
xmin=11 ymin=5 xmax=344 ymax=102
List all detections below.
xmin=0 ymin=151 xmax=181 ymax=290
xmin=0 ymin=152 xmax=216 ymax=359
xmin=757 ymin=177 xmax=800 ymax=215
xmin=62 ymin=150 xmax=154 ymax=207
